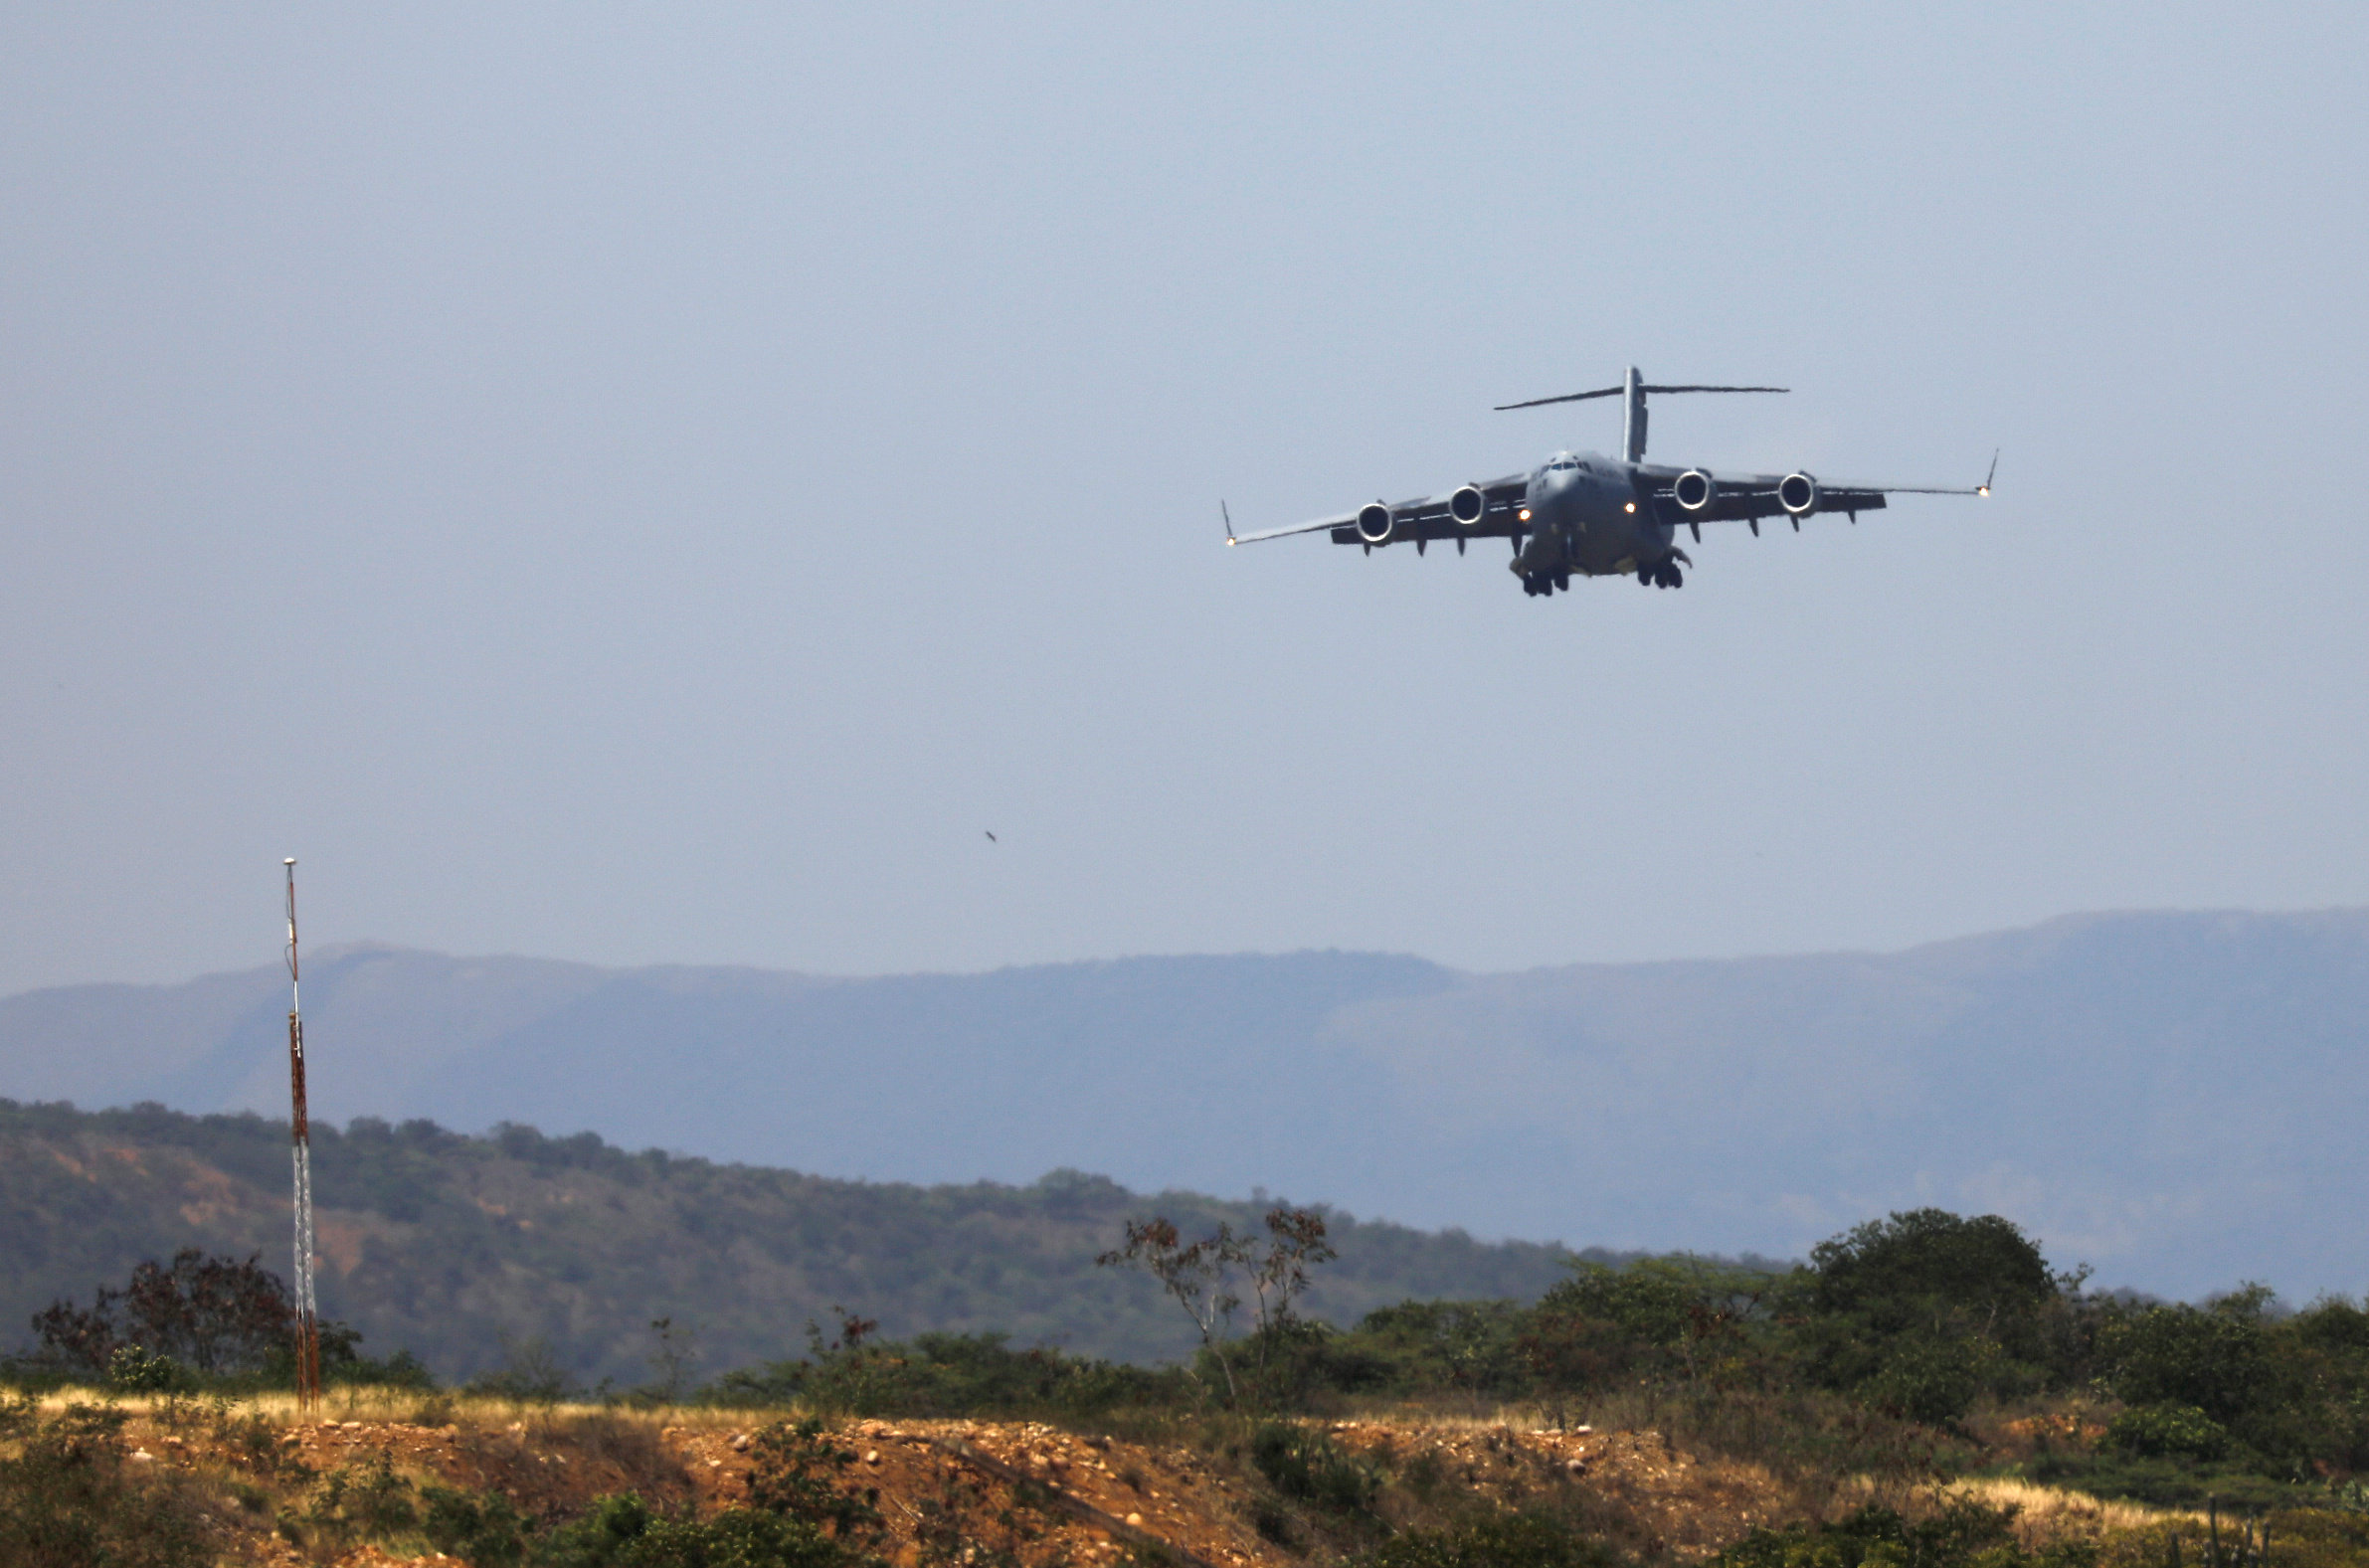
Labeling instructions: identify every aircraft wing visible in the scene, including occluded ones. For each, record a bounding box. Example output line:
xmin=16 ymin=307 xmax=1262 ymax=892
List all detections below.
xmin=1226 ymin=472 xmax=1533 ymax=548
xmin=1638 ymin=461 xmax=1992 ymax=531
xmin=1226 ymin=511 xmax=1358 ymax=545
xmin=1647 ymin=474 xmax=1893 ymax=526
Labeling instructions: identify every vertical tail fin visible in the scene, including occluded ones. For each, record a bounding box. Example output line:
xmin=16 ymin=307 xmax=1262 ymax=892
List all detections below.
xmin=1497 ymin=372 xmax=1783 ymax=461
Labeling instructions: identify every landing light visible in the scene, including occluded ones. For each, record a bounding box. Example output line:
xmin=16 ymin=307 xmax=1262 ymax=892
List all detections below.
xmin=1977 ymin=486 xmax=1991 ymax=497
xmin=1517 ymin=507 xmax=1532 ymax=522
xmin=1624 ymin=501 xmax=1636 ymax=513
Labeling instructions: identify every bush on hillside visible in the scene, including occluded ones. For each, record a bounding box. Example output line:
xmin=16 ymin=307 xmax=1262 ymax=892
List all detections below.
xmin=0 ymin=1395 xmax=209 ymax=1568
xmin=744 ymin=1420 xmax=886 ymax=1542
xmin=2095 ymin=1292 xmax=2273 ymax=1426
xmin=534 ymin=1491 xmax=864 ymax=1568
xmin=1529 ymin=1255 xmax=1771 ymax=1392
xmin=107 ymin=1343 xmax=192 ymax=1394
xmin=1792 ymin=1210 xmax=2063 ymax=1410
xmin=421 ymin=1482 xmax=531 ymax=1567
xmin=1249 ymin=1422 xmax=1380 ymax=1513
xmin=1863 ymin=1332 xmax=1998 ymax=1426
xmin=711 ymin=1329 xmax=1187 ymax=1419
xmin=2101 ymin=1403 xmax=2234 ymax=1462
xmin=1344 ymin=1512 xmax=1620 ymax=1568
xmin=1711 ymin=1499 xmax=2096 ymax=1568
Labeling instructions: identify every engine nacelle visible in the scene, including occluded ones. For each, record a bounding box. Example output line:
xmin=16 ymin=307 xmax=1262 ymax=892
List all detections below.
xmin=1778 ymin=471 xmax=1820 ymax=517
xmin=1672 ymin=469 xmax=1718 ymax=512
xmin=1448 ymin=484 xmax=1486 ymax=526
xmin=1356 ymin=501 xmax=1394 ymax=544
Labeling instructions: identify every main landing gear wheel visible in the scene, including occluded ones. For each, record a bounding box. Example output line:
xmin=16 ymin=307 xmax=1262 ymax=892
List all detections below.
xmin=1553 ymin=572 xmax=1570 ymax=592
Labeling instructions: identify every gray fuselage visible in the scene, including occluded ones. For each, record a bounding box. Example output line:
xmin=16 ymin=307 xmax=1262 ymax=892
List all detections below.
xmin=1510 ymin=450 xmax=1674 ymax=581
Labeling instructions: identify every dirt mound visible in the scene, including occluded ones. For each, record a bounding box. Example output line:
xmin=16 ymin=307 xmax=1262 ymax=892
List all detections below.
xmin=69 ymin=1400 xmax=2181 ymax=1567
xmin=1326 ymin=1420 xmax=1792 ymax=1559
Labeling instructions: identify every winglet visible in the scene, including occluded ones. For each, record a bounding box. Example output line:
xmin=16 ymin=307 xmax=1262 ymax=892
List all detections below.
xmin=1977 ymin=449 xmax=1999 ymax=497
xmin=1222 ymin=499 xmax=1236 ymax=545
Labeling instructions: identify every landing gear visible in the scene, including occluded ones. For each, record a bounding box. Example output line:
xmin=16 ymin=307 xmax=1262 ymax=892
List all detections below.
xmin=1638 ymin=561 xmax=1685 ymax=589
xmin=1553 ymin=572 xmax=1569 ymax=592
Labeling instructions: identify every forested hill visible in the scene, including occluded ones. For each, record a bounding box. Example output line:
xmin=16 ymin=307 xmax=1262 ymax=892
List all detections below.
xmin=0 ymin=1099 xmax=1587 ymax=1387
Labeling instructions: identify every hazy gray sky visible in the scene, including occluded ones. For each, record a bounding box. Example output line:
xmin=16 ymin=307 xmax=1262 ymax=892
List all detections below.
xmin=4 ymin=4 xmax=2364 ymax=997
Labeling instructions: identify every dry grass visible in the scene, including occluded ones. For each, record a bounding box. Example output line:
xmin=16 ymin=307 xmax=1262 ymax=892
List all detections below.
xmin=1941 ymin=1478 xmax=2201 ymax=1543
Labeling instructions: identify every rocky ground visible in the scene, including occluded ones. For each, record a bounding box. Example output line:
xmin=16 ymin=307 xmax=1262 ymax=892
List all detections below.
xmin=70 ymin=1401 xmax=1816 ymax=1567
xmin=59 ymin=1398 xmax=2203 ymax=1568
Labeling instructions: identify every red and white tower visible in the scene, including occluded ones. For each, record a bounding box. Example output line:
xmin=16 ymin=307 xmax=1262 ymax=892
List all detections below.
xmin=283 ymin=859 xmax=321 ymax=1413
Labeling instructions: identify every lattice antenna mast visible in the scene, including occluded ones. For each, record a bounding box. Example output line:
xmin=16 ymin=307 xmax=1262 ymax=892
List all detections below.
xmin=283 ymin=858 xmax=321 ymax=1413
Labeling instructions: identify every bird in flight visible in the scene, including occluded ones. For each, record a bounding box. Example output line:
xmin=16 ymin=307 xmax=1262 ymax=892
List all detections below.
xmin=984 ymin=830 xmax=999 ymax=843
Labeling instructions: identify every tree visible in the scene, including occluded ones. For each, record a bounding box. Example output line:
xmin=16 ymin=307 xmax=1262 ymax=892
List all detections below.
xmin=1796 ymin=1209 xmax=2064 ymax=1419
xmin=1097 ymin=1205 xmax=1336 ymax=1408
xmin=2094 ymin=1288 xmax=2273 ymax=1426
xmin=645 ymin=1317 xmax=697 ymax=1405
xmin=1526 ymin=1255 xmax=1768 ymax=1394
xmin=31 ymin=1249 xmax=295 ymax=1378
xmin=1807 ymin=1210 xmax=2055 ymax=1336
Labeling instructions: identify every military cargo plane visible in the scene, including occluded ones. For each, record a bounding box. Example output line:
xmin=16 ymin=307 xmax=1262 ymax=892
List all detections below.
xmin=1225 ymin=368 xmax=1991 ymax=597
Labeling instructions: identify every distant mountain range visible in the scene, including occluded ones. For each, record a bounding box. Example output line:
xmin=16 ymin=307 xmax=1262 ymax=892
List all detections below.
xmin=4 ymin=909 xmax=2364 ymax=1303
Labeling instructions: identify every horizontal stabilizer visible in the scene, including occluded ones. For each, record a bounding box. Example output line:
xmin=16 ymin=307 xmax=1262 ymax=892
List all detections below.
xmin=1496 ymin=383 xmax=1786 ymax=411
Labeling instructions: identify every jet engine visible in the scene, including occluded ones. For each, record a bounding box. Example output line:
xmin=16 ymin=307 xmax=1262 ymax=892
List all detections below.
xmin=1448 ymin=484 xmax=1487 ymax=526
xmin=1672 ymin=469 xmax=1718 ymax=512
xmin=1356 ymin=502 xmax=1394 ymax=544
xmin=1778 ymin=472 xmax=1820 ymax=517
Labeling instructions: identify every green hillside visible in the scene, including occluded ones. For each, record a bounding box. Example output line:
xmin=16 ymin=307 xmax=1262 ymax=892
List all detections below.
xmin=0 ymin=1098 xmax=1588 ymax=1386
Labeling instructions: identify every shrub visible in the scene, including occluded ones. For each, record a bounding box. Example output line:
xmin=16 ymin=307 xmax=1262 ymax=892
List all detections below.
xmin=0 ymin=1396 xmax=209 ymax=1568
xmin=1350 ymin=1300 xmax=1532 ymax=1400
xmin=293 ymin=1452 xmax=421 ymax=1555
xmin=2095 ymin=1296 xmax=2270 ymax=1425
xmin=1713 ymin=1499 xmax=2096 ymax=1568
xmin=468 ymin=1335 xmax=577 ymax=1403
xmin=1345 ymin=1512 xmax=1619 ymax=1568
xmin=1865 ymin=1334 xmax=1995 ymax=1425
xmin=745 ymin=1420 xmax=885 ymax=1540
xmin=108 ymin=1344 xmax=192 ymax=1394
xmin=421 ymin=1482 xmax=530 ymax=1566
xmin=1248 ymin=1422 xmax=1379 ymax=1513
xmin=533 ymin=1491 xmax=656 ymax=1566
xmin=715 ymin=1330 xmax=1190 ymax=1419
xmin=2099 ymin=1404 xmax=2233 ymax=1461
xmin=535 ymin=1491 xmax=864 ymax=1568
